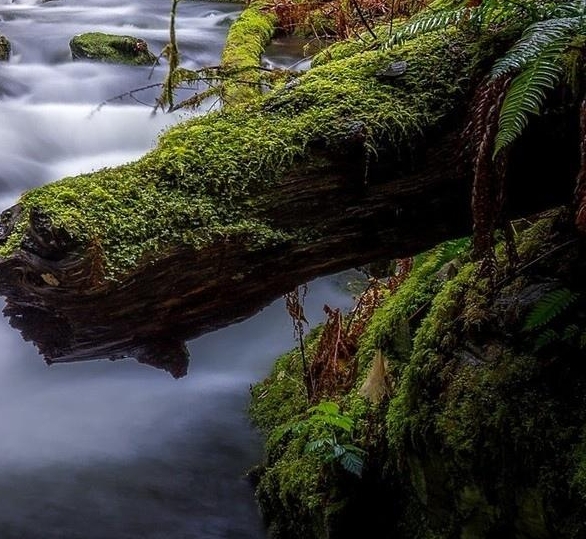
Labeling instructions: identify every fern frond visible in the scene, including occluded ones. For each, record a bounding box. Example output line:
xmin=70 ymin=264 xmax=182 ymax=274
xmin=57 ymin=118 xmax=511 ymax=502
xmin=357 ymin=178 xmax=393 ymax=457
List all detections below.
xmin=563 ymin=323 xmax=581 ymax=341
xmin=387 ymin=7 xmax=470 ymax=48
xmin=339 ymin=450 xmax=364 ymax=476
xmin=551 ymin=0 xmax=586 ymax=18
xmin=305 ymin=438 xmax=328 ymax=453
xmin=332 ymin=443 xmax=346 ymax=458
xmin=342 ymin=443 xmax=367 ymax=456
xmin=535 ymin=328 xmax=560 ymax=350
xmin=321 ymin=414 xmax=354 ymax=432
xmin=581 ymin=330 xmax=586 ymax=349
xmin=493 ymin=44 xmax=566 ymax=157
xmin=523 ymin=288 xmax=580 ymax=331
xmin=490 ymin=17 xmax=579 ymax=79
xmin=472 ymin=0 xmax=526 ymax=27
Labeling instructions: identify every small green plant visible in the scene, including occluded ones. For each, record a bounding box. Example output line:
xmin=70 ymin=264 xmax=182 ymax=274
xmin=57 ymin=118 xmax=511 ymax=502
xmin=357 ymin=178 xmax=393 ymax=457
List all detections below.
xmin=299 ymin=401 xmax=366 ymax=477
xmin=523 ymin=287 xmax=585 ymax=350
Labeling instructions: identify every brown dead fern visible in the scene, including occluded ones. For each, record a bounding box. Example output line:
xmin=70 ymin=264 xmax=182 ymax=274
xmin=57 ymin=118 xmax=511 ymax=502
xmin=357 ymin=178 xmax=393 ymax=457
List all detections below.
xmin=462 ymin=75 xmax=513 ymax=276
xmin=307 ymin=259 xmax=413 ymax=401
xmin=284 ymin=285 xmax=311 ymax=400
xmin=575 ymin=97 xmax=586 ymax=234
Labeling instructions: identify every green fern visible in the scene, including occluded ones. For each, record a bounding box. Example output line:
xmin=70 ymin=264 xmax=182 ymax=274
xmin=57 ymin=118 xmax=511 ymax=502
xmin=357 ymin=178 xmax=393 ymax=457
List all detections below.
xmin=489 ymin=1 xmax=586 ymax=156
xmin=552 ymin=0 xmax=586 ymax=18
xmin=533 ymin=321 xmax=586 ymax=351
xmin=298 ymin=402 xmax=366 ymax=477
xmin=535 ymin=328 xmax=560 ymax=350
xmin=386 ymin=0 xmax=533 ymax=49
xmin=471 ymin=0 xmax=530 ymax=27
xmin=339 ymin=448 xmax=365 ymax=476
xmin=387 ymin=7 xmax=471 ymax=48
xmin=563 ymin=323 xmax=581 ymax=342
xmin=490 ymin=17 xmax=580 ymax=79
xmin=391 ymin=1 xmax=585 ymax=158
xmin=493 ymin=43 xmax=566 ymax=156
xmin=523 ymin=287 xmax=580 ymax=331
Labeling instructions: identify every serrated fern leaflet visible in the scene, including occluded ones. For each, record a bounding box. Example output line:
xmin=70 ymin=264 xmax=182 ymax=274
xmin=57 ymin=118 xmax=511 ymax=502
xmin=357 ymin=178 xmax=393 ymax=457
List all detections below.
xmin=493 ymin=44 xmax=566 ymax=157
xmin=490 ymin=17 xmax=580 ymax=79
xmin=523 ymin=288 xmax=580 ymax=331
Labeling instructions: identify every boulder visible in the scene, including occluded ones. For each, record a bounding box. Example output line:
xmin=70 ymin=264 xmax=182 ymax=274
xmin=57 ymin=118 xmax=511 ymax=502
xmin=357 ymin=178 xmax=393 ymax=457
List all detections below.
xmin=69 ymin=32 xmax=157 ymax=66
xmin=0 ymin=35 xmax=11 ymax=62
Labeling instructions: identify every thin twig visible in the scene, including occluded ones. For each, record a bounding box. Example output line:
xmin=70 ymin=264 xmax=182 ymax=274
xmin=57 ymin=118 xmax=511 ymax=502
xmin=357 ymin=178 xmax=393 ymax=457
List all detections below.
xmin=350 ymin=0 xmax=378 ymax=40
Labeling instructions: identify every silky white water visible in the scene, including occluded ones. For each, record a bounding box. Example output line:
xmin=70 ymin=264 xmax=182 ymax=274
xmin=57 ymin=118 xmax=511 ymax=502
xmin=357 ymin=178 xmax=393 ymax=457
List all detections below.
xmin=0 ymin=1 xmax=355 ymax=537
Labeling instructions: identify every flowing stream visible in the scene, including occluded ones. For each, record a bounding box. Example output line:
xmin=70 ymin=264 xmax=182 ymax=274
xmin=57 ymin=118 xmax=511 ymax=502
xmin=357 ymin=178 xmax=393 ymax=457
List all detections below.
xmin=0 ymin=1 xmax=354 ymax=537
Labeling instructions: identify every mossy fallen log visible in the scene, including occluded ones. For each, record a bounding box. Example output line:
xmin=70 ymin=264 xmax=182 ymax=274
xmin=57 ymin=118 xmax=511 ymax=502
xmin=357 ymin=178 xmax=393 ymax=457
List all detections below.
xmin=0 ymin=28 xmax=577 ymax=376
xmin=220 ymin=0 xmax=277 ymax=103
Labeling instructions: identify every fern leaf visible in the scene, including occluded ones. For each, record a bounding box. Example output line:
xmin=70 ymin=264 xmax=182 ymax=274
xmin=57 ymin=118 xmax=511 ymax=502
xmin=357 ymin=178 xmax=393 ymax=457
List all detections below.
xmin=342 ymin=443 xmax=367 ymax=456
xmin=523 ymin=288 xmax=580 ymax=331
xmin=493 ymin=43 xmax=566 ymax=157
xmin=562 ymin=323 xmax=581 ymax=342
xmin=339 ymin=451 xmax=364 ymax=477
xmin=581 ymin=330 xmax=586 ymax=349
xmin=472 ymin=0 xmax=526 ymax=27
xmin=388 ymin=7 xmax=470 ymax=48
xmin=551 ymin=0 xmax=586 ymax=18
xmin=535 ymin=328 xmax=560 ymax=350
xmin=305 ymin=438 xmax=328 ymax=453
xmin=332 ymin=443 xmax=346 ymax=458
xmin=490 ymin=17 xmax=579 ymax=79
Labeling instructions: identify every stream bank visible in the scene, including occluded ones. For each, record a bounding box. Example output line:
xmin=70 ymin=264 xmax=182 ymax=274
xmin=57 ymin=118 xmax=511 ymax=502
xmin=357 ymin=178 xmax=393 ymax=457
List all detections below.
xmin=250 ymin=209 xmax=586 ymax=539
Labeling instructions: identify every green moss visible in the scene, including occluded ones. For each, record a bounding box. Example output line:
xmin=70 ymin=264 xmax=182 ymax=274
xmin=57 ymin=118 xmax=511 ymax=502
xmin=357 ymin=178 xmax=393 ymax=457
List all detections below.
xmin=250 ymin=346 xmax=309 ymax=433
xmin=1 ymin=28 xmax=479 ymax=279
xmin=381 ymin=215 xmax=586 ymax=538
xmin=250 ymin=337 xmax=333 ymax=539
xmin=357 ymin=238 xmax=470 ymax=369
xmin=69 ymin=32 xmax=157 ymax=65
xmin=250 ymin=240 xmax=472 ymax=538
xmin=312 ymin=38 xmax=370 ymax=67
xmin=251 ymin=212 xmax=586 ymax=538
xmin=221 ymin=0 xmax=277 ymax=103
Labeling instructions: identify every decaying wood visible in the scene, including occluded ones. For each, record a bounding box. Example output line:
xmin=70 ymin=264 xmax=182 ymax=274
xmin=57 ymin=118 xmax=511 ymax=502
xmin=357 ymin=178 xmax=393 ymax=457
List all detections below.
xmin=0 ymin=119 xmax=577 ymax=377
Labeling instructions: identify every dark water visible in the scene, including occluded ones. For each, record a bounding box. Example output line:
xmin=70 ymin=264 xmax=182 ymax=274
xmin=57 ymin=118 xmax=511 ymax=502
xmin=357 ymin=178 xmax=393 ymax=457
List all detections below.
xmin=0 ymin=1 xmax=355 ymax=537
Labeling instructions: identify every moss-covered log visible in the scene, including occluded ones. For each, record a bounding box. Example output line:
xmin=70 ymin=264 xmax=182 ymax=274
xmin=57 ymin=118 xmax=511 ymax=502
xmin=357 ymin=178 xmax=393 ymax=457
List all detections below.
xmin=220 ymin=0 xmax=277 ymax=103
xmin=0 ymin=27 xmax=578 ymax=376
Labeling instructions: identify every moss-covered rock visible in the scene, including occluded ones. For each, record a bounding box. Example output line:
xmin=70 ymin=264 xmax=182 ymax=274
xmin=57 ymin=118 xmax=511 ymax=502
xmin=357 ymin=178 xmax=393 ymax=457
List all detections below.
xmin=0 ymin=35 xmax=11 ymax=62
xmin=69 ymin=32 xmax=157 ymax=65
xmin=250 ymin=210 xmax=586 ymax=538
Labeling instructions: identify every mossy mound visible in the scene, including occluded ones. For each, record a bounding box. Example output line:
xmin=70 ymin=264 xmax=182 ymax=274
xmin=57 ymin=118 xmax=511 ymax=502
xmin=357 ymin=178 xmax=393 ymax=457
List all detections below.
xmin=69 ymin=32 xmax=157 ymax=66
xmin=250 ymin=210 xmax=586 ymax=538
xmin=0 ymin=35 xmax=11 ymax=62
